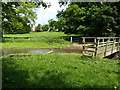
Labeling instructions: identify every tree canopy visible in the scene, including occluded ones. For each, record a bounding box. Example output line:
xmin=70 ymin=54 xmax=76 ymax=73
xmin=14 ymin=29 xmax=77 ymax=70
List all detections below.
xmin=1 ymin=2 xmax=120 ymax=37
xmin=2 ymin=1 xmax=50 ymax=35
xmin=56 ymin=2 xmax=120 ymax=37
xmin=35 ymin=24 xmax=42 ymax=32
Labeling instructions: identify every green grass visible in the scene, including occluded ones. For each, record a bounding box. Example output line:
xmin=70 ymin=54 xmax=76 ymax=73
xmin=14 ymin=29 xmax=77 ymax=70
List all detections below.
xmin=2 ymin=32 xmax=77 ymax=49
xmin=3 ymin=32 xmax=78 ymax=38
xmin=2 ymin=32 xmax=119 ymax=89
xmin=2 ymin=53 xmax=119 ymax=88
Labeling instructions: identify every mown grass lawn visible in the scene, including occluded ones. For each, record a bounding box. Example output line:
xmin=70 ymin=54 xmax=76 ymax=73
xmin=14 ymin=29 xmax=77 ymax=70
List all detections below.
xmin=2 ymin=53 xmax=119 ymax=88
xmin=2 ymin=32 xmax=78 ymax=49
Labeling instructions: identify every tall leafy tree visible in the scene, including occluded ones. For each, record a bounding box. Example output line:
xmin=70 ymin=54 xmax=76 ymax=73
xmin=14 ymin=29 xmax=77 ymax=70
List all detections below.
xmin=35 ymin=24 xmax=42 ymax=32
xmin=1 ymin=1 xmax=50 ymax=37
xmin=42 ymin=24 xmax=50 ymax=31
xmin=48 ymin=19 xmax=57 ymax=32
xmin=56 ymin=2 xmax=120 ymax=37
xmin=54 ymin=17 xmax=67 ymax=32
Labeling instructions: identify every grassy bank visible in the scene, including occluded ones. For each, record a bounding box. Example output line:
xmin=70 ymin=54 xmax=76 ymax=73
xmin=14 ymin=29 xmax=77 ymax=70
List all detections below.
xmin=2 ymin=32 xmax=77 ymax=49
xmin=3 ymin=53 xmax=119 ymax=88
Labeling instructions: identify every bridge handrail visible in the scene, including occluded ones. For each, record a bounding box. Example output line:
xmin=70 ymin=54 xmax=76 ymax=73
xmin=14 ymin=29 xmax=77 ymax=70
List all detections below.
xmin=81 ymin=37 xmax=120 ymax=58
xmin=82 ymin=37 xmax=120 ymax=39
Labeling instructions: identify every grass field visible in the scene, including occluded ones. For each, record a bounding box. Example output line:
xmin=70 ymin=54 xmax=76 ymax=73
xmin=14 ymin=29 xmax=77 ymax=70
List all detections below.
xmin=2 ymin=53 xmax=119 ymax=88
xmin=3 ymin=32 xmax=70 ymax=37
xmin=2 ymin=32 xmax=77 ymax=49
xmin=2 ymin=32 xmax=119 ymax=89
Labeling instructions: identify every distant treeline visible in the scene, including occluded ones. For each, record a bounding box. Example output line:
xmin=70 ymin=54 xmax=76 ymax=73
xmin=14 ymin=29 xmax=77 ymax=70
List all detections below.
xmin=2 ymin=2 xmax=120 ymax=37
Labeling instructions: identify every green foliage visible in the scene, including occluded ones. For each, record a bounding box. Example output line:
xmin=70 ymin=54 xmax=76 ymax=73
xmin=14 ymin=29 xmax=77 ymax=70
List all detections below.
xmin=2 ymin=2 xmax=50 ymax=34
xmin=48 ymin=19 xmax=56 ymax=27
xmin=54 ymin=17 xmax=66 ymax=32
xmin=35 ymin=24 xmax=42 ymax=32
xmin=2 ymin=53 xmax=119 ymax=88
xmin=56 ymin=2 xmax=120 ymax=37
xmin=42 ymin=24 xmax=50 ymax=31
xmin=2 ymin=2 xmax=35 ymax=34
xmin=48 ymin=19 xmax=58 ymax=32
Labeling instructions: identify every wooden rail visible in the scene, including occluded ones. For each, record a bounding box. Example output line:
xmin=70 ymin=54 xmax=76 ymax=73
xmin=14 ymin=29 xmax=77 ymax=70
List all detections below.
xmin=69 ymin=36 xmax=120 ymax=58
xmin=81 ymin=37 xmax=120 ymax=58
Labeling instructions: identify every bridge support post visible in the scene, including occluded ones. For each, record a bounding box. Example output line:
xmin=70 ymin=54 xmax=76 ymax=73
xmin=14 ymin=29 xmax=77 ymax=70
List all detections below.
xmin=94 ymin=37 xmax=98 ymax=56
xmin=111 ymin=38 xmax=115 ymax=54
xmin=104 ymin=39 xmax=109 ymax=57
xmin=118 ymin=38 xmax=120 ymax=51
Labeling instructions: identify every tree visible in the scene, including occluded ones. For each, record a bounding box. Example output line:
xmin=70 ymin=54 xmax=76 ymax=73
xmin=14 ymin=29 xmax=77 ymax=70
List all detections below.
xmin=2 ymin=2 xmax=35 ymax=34
xmin=56 ymin=2 xmax=120 ymax=37
xmin=1 ymin=1 xmax=50 ymax=37
xmin=42 ymin=24 xmax=50 ymax=31
xmin=54 ymin=17 xmax=67 ymax=32
xmin=35 ymin=24 xmax=42 ymax=32
xmin=48 ymin=19 xmax=57 ymax=32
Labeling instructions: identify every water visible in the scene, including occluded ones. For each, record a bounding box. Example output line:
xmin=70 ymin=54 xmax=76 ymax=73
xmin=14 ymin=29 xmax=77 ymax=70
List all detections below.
xmin=0 ymin=48 xmax=83 ymax=56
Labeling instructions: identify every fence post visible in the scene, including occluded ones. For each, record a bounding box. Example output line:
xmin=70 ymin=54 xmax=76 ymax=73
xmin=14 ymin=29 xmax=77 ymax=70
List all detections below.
xmin=82 ymin=37 xmax=86 ymax=54
xmin=70 ymin=37 xmax=72 ymax=43
xmin=12 ymin=37 xmax=14 ymax=39
xmin=102 ymin=38 xmax=104 ymax=43
xmin=82 ymin=37 xmax=85 ymax=48
xmin=94 ymin=37 xmax=97 ymax=43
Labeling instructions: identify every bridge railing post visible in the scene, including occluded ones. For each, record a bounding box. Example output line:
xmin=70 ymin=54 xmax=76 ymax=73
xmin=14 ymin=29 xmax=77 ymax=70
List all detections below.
xmin=111 ymin=38 xmax=115 ymax=54
xmin=118 ymin=38 xmax=120 ymax=51
xmin=104 ymin=38 xmax=109 ymax=57
xmin=94 ymin=37 xmax=98 ymax=56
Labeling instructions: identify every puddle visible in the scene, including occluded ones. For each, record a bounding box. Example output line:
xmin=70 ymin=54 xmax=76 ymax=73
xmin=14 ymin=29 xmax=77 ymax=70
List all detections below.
xmin=0 ymin=48 xmax=83 ymax=56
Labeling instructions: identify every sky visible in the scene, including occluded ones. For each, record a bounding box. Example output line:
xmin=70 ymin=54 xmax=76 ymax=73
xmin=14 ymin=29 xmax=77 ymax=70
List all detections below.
xmin=34 ymin=0 xmax=68 ymax=26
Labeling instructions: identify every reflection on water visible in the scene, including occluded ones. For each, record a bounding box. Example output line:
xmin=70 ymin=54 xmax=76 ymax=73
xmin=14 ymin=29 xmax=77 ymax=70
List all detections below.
xmin=0 ymin=48 xmax=83 ymax=56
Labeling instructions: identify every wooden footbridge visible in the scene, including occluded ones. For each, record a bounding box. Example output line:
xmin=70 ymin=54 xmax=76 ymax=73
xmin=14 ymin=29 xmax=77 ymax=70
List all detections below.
xmin=70 ymin=37 xmax=120 ymax=58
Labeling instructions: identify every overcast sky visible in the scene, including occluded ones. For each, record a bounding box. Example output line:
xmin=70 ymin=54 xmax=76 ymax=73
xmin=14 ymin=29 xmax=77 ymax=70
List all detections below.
xmin=34 ymin=0 xmax=68 ymax=26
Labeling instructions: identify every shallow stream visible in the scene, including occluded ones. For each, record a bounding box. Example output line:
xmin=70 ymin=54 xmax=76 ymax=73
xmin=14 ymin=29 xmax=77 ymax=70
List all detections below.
xmin=0 ymin=48 xmax=83 ymax=56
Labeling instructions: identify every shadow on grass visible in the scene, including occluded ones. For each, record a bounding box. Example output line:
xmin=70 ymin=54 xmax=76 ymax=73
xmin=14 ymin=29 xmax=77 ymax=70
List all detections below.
xmin=2 ymin=56 xmax=118 ymax=89
xmin=2 ymin=57 xmax=72 ymax=88
xmin=29 ymin=70 xmax=72 ymax=88
xmin=2 ymin=57 xmax=30 ymax=88
xmin=3 ymin=67 xmax=72 ymax=88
